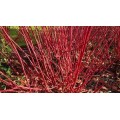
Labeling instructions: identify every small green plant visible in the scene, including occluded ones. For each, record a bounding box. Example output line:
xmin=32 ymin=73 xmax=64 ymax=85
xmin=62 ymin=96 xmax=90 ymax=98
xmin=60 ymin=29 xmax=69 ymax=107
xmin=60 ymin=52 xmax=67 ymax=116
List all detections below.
xmin=0 ymin=38 xmax=12 ymax=78
xmin=0 ymin=38 xmax=12 ymax=54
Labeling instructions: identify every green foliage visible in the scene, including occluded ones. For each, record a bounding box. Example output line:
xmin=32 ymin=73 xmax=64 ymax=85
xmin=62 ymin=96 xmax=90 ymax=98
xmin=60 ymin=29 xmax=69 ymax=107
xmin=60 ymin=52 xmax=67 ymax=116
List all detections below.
xmin=0 ymin=39 xmax=12 ymax=54
xmin=8 ymin=27 xmax=40 ymax=47
xmin=0 ymin=63 xmax=11 ymax=76
xmin=9 ymin=28 xmax=18 ymax=39
xmin=0 ymin=39 xmax=12 ymax=77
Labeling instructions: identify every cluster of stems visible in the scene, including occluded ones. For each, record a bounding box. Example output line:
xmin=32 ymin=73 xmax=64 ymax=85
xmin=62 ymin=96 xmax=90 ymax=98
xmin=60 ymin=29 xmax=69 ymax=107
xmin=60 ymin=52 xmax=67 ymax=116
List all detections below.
xmin=0 ymin=26 xmax=120 ymax=92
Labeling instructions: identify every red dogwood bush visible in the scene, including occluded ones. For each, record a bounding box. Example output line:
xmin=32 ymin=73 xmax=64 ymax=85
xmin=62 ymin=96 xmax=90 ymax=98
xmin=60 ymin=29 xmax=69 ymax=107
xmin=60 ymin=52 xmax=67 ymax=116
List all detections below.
xmin=0 ymin=26 xmax=120 ymax=92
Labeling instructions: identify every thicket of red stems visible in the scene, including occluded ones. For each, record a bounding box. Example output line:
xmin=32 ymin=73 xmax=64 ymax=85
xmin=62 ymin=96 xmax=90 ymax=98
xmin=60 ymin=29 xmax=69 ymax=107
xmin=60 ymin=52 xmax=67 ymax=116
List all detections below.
xmin=0 ymin=26 xmax=120 ymax=93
